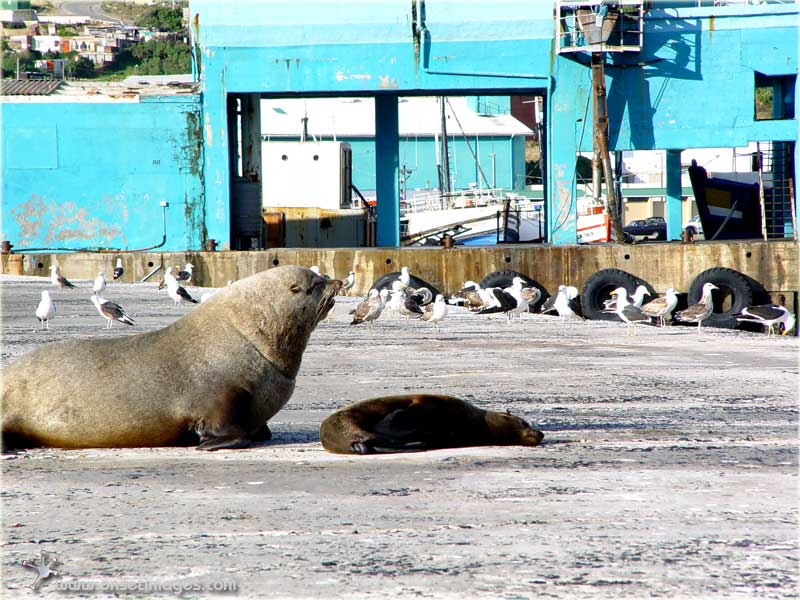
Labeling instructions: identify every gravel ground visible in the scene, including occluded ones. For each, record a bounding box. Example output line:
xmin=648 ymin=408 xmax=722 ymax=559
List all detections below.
xmin=1 ymin=274 xmax=798 ymax=600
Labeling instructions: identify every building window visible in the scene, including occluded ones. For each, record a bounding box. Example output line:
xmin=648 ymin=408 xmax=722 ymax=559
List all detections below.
xmin=754 ymin=72 xmax=795 ymax=121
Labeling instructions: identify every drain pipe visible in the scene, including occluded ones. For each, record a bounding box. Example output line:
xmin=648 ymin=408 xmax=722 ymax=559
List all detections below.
xmin=129 ymin=201 xmax=169 ymax=252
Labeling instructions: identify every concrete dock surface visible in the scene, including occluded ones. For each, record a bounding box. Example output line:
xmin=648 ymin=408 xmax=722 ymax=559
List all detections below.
xmin=1 ymin=274 xmax=798 ymax=599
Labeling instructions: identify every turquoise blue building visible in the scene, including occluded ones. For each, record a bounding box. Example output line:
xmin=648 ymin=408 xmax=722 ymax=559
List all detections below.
xmin=1 ymin=1 xmax=796 ymax=250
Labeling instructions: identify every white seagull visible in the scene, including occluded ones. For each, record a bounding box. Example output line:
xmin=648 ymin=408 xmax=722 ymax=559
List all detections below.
xmin=175 ymin=262 xmax=194 ymax=284
xmin=610 ymin=286 xmax=651 ymax=335
xmin=503 ymin=277 xmax=529 ymax=321
xmin=675 ymin=283 xmax=718 ymax=331
xmin=158 ymin=266 xmax=177 ymax=290
xmin=35 ymin=290 xmax=56 ymax=329
xmin=167 ymin=278 xmax=199 ymax=308
xmin=421 ymin=294 xmax=448 ymax=333
xmin=49 ymin=265 xmax=76 ymax=291
xmin=735 ymin=304 xmax=796 ymax=336
xmin=91 ymin=294 xmax=136 ymax=328
xmin=92 ymin=271 xmax=107 ymax=295
xmin=554 ymin=285 xmax=584 ymax=331
xmin=113 ymin=258 xmax=124 ymax=281
xmin=399 ymin=266 xmax=411 ymax=289
xmin=630 ymin=285 xmax=651 ymax=308
xmin=385 ymin=280 xmax=406 ymax=319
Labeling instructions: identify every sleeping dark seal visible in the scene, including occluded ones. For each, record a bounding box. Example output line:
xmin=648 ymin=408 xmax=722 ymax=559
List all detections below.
xmin=320 ymin=394 xmax=544 ymax=455
xmin=2 ymin=266 xmax=340 ymax=451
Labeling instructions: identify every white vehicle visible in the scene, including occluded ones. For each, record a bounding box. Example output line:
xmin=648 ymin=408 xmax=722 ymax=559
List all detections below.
xmin=683 ymin=214 xmax=704 ymax=236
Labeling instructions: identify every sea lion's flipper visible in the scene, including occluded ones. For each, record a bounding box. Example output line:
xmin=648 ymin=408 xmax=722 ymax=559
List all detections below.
xmin=196 ymin=435 xmax=253 ymax=451
xmin=372 ymin=408 xmax=424 ymax=440
xmin=252 ymin=423 xmax=272 ymax=442
xmin=194 ymin=386 xmax=260 ymax=451
xmin=352 ymin=437 xmax=430 ymax=454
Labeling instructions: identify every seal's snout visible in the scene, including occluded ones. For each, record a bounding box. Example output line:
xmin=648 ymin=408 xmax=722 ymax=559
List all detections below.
xmin=525 ymin=428 xmax=545 ymax=446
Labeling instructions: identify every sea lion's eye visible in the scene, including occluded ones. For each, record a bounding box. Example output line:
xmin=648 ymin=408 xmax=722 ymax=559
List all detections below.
xmin=289 ymin=284 xmax=302 ymax=294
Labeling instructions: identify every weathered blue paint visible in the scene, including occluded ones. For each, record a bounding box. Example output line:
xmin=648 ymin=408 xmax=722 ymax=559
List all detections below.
xmin=375 ymin=94 xmax=400 ymax=247
xmin=665 ymin=149 xmax=683 ymax=241
xmin=192 ymin=0 xmax=554 ymax=248
xmin=1 ymin=96 xmax=205 ymax=251
xmin=2 ymin=1 xmax=796 ymax=251
xmin=548 ymin=3 xmax=798 ymax=243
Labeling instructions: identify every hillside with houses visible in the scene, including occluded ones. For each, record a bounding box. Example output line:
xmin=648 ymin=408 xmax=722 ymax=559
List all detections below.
xmin=0 ymin=0 xmax=189 ymax=79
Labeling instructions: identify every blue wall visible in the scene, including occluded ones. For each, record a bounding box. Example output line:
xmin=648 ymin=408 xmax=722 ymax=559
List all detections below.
xmin=2 ymin=1 xmax=796 ymax=251
xmin=1 ymin=96 xmax=204 ymax=251
xmin=194 ymin=0 xmax=797 ymax=246
xmin=192 ymin=0 xmax=554 ymax=246
xmin=548 ymin=3 xmax=798 ymax=242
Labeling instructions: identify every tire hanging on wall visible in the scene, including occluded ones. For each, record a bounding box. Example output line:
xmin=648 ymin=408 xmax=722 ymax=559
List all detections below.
xmin=687 ymin=267 xmax=754 ymax=329
xmin=478 ymin=270 xmax=549 ymax=312
xmin=580 ymin=268 xmax=655 ymax=322
xmin=370 ymin=272 xmax=442 ymax=299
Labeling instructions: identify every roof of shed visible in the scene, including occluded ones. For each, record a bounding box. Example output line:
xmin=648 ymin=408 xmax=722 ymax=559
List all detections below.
xmin=262 ymin=96 xmax=534 ymax=138
xmin=0 ymin=79 xmax=62 ymax=96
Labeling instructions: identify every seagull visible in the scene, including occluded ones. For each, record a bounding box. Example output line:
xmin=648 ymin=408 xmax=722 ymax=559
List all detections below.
xmin=399 ymin=266 xmax=411 ymax=288
xmin=407 ymin=286 xmax=433 ymax=306
xmin=158 ymin=266 xmax=177 ymax=290
xmin=641 ymin=288 xmax=679 ymax=327
xmin=451 ymin=281 xmax=485 ymax=311
xmin=350 ymin=289 xmax=384 ymax=326
xmin=540 ymin=285 xmax=569 ymax=314
xmin=554 ymin=285 xmax=584 ymax=331
xmin=675 ymin=282 xmax=718 ymax=331
xmin=383 ymin=280 xmax=408 ymax=319
xmin=476 ymin=287 xmax=518 ymax=323
xmin=400 ymin=287 xmax=432 ymax=319
xmin=35 ymin=290 xmax=56 ymax=329
xmin=421 ymin=294 xmax=448 ymax=333
xmin=630 ymin=285 xmax=651 ymax=308
xmin=90 ymin=294 xmax=135 ymax=328
xmin=113 ymin=258 xmax=124 ymax=281
xmin=49 ymin=265 xmax=76 ymax=291
xmin=521 ymin=287 xmax=542 ymax=313
xmin=341 ymin=271 xmax=356 ymax=295
xmin=503 ymin=277 xmax=529 ymax=321
xmin=167 ymin=278 xmax=199 ymax=308
xmin=92 ymin=271 xmax=107 ymax=295
xmin=609 ymin=287 xmax=651 ymax=335
xmin=735 ymin=304 xmax=796 ymax=336
xmin=175 ymin=263 xmax=194 ymax=284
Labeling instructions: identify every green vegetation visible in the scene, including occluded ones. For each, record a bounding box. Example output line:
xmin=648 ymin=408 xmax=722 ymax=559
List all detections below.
xmin=102 ymin=36 xmax=191 ymax=79
xmin=135 ymin=6 xmax=185 ymax=32
xmin=55 ymin=25 xmax=79 ymax=37
xmin=0 ymin=39 xmax=41 ymax=78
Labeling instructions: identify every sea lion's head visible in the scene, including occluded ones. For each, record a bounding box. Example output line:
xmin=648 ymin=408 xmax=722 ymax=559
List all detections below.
xmin=206 ymin=265 xmax=341 ymax=377
xmin=486 ymin=410 xmax=545 ymax=447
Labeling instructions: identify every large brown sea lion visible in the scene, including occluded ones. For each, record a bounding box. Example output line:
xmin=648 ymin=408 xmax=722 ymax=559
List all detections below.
xmin=2 ymin=266 xmax=340 ymax=451
xmin=320 ymin=394 xmax=544 ymax=455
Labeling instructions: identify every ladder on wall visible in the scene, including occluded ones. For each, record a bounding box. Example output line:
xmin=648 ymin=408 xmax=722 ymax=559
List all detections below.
xmin=755 ymin=141 xmax=797 ymax=240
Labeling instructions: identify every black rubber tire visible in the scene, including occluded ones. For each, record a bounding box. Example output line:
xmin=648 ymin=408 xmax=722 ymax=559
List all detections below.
xmin=478 ymin=270 xmax=549 ymax=312
xmin=370 ymin=272 xmax=442 ymax=299
xmin=580 ymin=268 xmax=655 ymax=322
xmin=687 ymin=267 xmax=754 ymax=329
